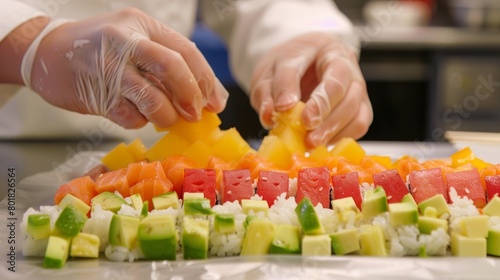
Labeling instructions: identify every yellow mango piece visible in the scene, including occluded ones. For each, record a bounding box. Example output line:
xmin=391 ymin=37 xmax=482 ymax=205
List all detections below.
xmin=258 ymin=135 xmax=292 ymax=170
xmin=366 ymin=155 xmax=393 ymax=169
xmin=127 ymin=138 xmax=147 ymax=162
xmin=450 ymin=146 xmax=476 ymax=168
xmin=212 ymin=128 xmax=253 ymax=163
xmin=101 ymin=142 xmax=136 ymax=170
xmin=330 ymin=137 xmax=366 ymax=165
xmin=204 ymin=127 xmax=225 ymax=146
xmin=307 ymin=145 xmax=331 ymax=165
xmin=272 ymin=126 xmax=306 ymax=155
xmin=157 ymin=110 xmax=222 ymax=142
xmin=182 ymin=140 xmax=213 ymax=167
xmin=271 ymin=101 xmax=306 ymax=131
xmin=145 ymin=132 xmax=191 ymax=162
xmin=470 ymin=158 xmax=492 ymax=171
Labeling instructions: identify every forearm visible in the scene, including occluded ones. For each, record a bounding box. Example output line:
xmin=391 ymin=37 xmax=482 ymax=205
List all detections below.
xmin=0 ymin=16 xmax=50 ymax=85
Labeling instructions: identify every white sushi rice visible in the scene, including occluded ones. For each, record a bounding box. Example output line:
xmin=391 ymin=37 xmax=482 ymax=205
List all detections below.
xmin=21 ymin=206 xmax=61 ymax=257
xmin=267 ymin=194 xmax=300 ymax=227
xmin=210 ymin=200 xmax=247 ymax=257
xmin=82 ymin=204 xmax=114 ymax=252
xmin=448 ymin=187 xmax=480 ymax=232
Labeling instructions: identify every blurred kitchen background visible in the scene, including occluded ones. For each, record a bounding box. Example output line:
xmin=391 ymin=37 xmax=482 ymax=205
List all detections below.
xmin=192 ymin=0 xmax=500 ymax=142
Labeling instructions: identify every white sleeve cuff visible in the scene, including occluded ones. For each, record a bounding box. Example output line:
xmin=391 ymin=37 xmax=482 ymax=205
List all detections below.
xmin=0 ymin=0 xmax=47 ymax=41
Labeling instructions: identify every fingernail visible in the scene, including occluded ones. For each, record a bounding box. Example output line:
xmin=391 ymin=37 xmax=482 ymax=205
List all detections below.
xmin=276 ymin=91 xmax=298 ymax=109
xmin=216 ymin=79 xmax=229 ymax=107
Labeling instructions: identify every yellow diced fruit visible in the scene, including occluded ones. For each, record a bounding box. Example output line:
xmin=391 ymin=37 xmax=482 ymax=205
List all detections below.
xmin=470 ymin=158 xmax=492 ymax=171
xmin=450 ymin=146 xmax=476 ymax=168
xmin=204 ymin=127 xmax=225 ymax=146
xmin=272 ymin=126 xmax=306 ymax=155
xmin=182 ymin=140 xmax=213 ymax=167
xmin=145 ymin=132 xmax=191 ymax=162
xmin=330 ymin=137 xmax=366 ymax=165
xmin=212 ymin=128 xmax=253 ymax=162
xmin=160 ymin=109 xmax=222 ymax=143
xmin=127 ymin=138 xmax=147 ymax=162
xmin=258 ymin=135 xmax=293 ymax=170
xmin=308 ymin=145 xmax=331 ymax=165
xmin=271 ymin=101 xmax=306 ymax=131
xmin=101 ymin=142 xmax=136 ymax=170
xmin=367 ymin=155 xmax=393 ymax=169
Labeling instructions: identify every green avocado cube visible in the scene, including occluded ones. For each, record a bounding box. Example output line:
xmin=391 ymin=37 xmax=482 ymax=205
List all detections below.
xmin=332 ymin=197 xmax=361 ymax=222
xmin=214 ymin=214 xmax=236 ymax=234
xmin=27 ymin=214 xmax=51 ymax=240
xmin=58 ymin=193 xmax=91 ymax=216
xmin=418 ymin=194 xmax=449 ymax=217
xmin=54 ymin=205 xmax=87 ymax=238
xmin=487 ymin=228 xmax=500 ymax=256
xmin=483 ymin=196 xmax=500 ymax=217
xmin=129 ymin=193 xmax=143 ymax=211
xmin=362 ymin=186 xmax=388 ymax=221
xmin=359 ymin=225 xmax=387 ymax=256
xmin=401 ymin=193 xmax=418 ymax=208
xmin=183 ymin=198 xmax=214 ymax=216
xmin=182 ymin=217 xmax=209 ymax=259
xmin=330 ymin=228 xmax=360 ymax=255
xmin=152 ymin=191 xmax=179 ymax=210
xmin=183 ymin=192 xmax=204 ymax=201
xmin=70 ymin=232 xmax=100 ymax=258
xmin=418 ymin=216 xmax=448 ymax=234
xmin=295 ymin=198 xmax=324 ymax=235
xmin=269 ymin=224 xmax=301 ymax=255
xmin=241 ymin=217 xmax=276 ymax=255
xmin=242 ymin=199 xmax=269 ymax=215
xmin=138 ymin=215 xmax=177 ymax=260
xmin=450 ymin=232 xmax=486 ymax=257
xmin=302 ymin=234 xmax=331 ymax=256
xmin=459 ymin=216 xmax=489 ymax=238
xmin=43 ymin=235 xmax=70 ymax=269
xmin=91 ymin=191 xmax=127 ymax=213
xmin=388 ymin=202 xmax=418 ymax=227
xmin=108 ymin=214 xmax=140 ymax=249
xmin=140 ymin=201 xmax=149 ymax=219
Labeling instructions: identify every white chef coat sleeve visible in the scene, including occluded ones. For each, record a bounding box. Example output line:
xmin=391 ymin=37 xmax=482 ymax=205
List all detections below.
xmin=0 ymin=0 xmax=47 ymax=108
xmin=200 ymin=0 xmax=359 ymax=93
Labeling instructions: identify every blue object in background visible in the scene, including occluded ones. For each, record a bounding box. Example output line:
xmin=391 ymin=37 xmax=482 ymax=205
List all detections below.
xmin=190 ymin=22 xmax=236 ymax=87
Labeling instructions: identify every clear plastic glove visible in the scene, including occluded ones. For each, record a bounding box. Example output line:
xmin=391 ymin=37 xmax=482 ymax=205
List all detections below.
xmin=250 ymin=32 xmax=373 ymax=149
xmin=21 ymin=8 xmax=229 ymax=129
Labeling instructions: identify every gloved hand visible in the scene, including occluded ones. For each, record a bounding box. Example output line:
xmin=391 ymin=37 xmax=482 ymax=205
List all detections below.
xmin=250 ymin=32 xmax=373 ymax=148
xmin=21 ymin=8 xmax=229 ymax=129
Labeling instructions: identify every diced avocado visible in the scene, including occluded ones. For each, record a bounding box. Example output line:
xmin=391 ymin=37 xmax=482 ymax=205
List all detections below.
xmin=483 ymin=196 xmax=500 ymax=217
xmin=401 ymin=193 xmax=418 ymax=208
xmin=58 ymin=193 xmax=91 ymax=216
xmin=91 ymin=191 xmax=127 ymax=213
xmin=43 ymin=235 xmax=70 ymax=269
xmin=418 ymin=194 xmax=449 ymax=217
xmin=418 ymin=216 xmax=448 ymax=234
xmin=183 ymin=198 xmax=214 ymax=215
xmin=54 ymin=205 xmax=87 ymax=238
xmin=418 ymin=244 xmax=428 ymax=257
xmin=140 ymin=201 xmax=149 ymax=218
xmin=183 ymin=192 xmax=204 ymax=201
xmin=138 ymin=215 xmax=177 ymax=260
xmin=243 ymin=215 xmax=256 ymax=230
xmin=70 ymin=232 xmax=100 ymax=258
xmin=108 ymin=214 xmax=140 ymax=249
xmin=359 ymin=225 xmax=387 ymax=256
xmin=129 ymin=193 xmax=143 ymax=211
xmin=153 ymin=191 xmax=179 ymax=210
xmin=27 ymin=214 xmax=51 ymax=240
xmin=241 ymin=217 xmax=275 ymax=255
xmin=242 ymin=199 xmax=269 ymax=215
xmin=450 ymin=232 xmax=486 ymax=257
xmin=487 ymin=228 xmax=500 ymax=256
xmin=332 ymin=197 xmax=361 ymax=222
xmin=388 ymin=202 xmax=418 ymax=227
xmin=269 ymin=224 xmax=301 ymax=255
xmin=295 ymin=198 xmax=324 ymax=235
xmin=302 ymin=234 xmax=331 ymax=256
xmin=330 ymin=228 xmax=360 ymax=255
xmin=361 ymin=186 xmax=388 ymax=221
xmin=459 ymin=216 xmax=489 ymax=238
xmin=423 ymin=206 xmax=438 ymax=218
xmin=214 ymin=214 xmax=236 ymax=234
xmin=182 ymin=216 xmax=209 ymax=259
